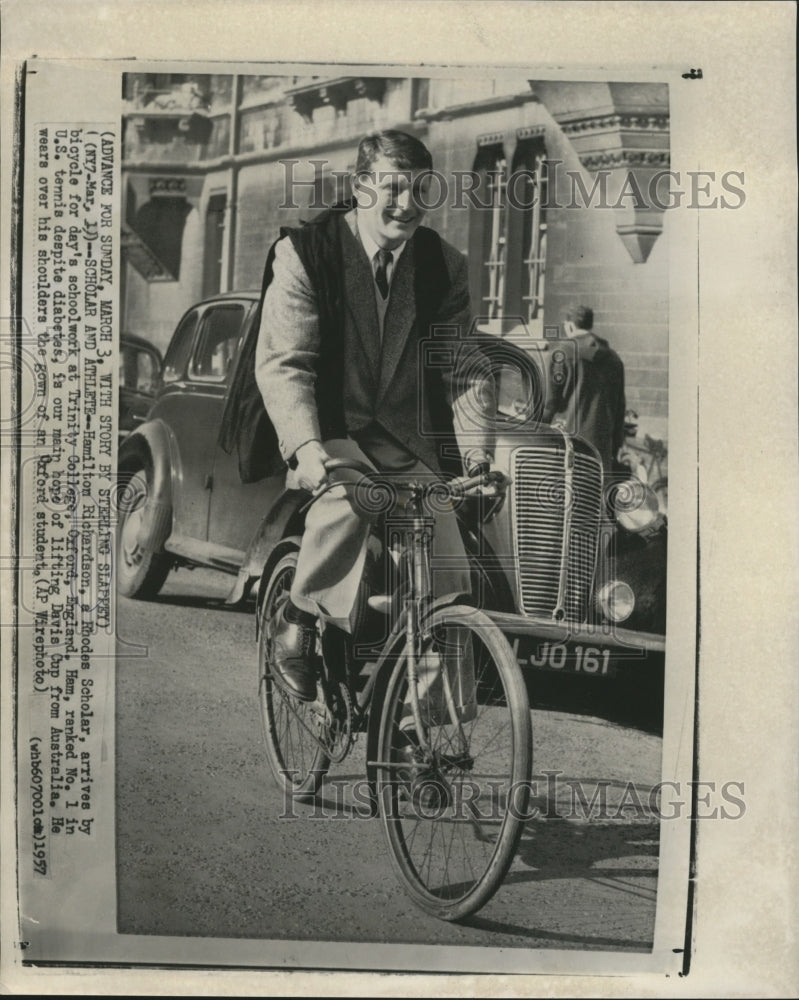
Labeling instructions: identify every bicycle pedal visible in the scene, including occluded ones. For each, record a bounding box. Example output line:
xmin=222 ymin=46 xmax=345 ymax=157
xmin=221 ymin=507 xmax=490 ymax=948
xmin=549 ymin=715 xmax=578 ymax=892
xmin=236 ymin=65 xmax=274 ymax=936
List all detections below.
xmin=308 ymin=691 xmax=330 ymax=717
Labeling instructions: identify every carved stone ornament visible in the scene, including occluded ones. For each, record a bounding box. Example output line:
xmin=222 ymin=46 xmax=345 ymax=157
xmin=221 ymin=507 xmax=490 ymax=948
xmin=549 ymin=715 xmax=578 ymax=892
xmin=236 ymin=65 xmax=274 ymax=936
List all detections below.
xmin=286 ymin=77 xmax=388 ymax=124
xmin=530 ymin=81 xmax=670 ymax=263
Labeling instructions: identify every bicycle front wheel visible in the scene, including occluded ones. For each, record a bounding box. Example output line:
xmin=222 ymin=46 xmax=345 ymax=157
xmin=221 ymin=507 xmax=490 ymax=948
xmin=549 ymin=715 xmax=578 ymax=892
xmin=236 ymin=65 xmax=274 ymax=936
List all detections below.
xmin=376 ymin=605 xmax=532 ymax=921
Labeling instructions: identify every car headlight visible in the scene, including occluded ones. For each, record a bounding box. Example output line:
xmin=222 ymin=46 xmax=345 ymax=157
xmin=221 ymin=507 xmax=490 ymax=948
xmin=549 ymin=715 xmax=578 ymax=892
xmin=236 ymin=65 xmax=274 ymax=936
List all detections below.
xmin=597 ymin=580 xmax=635 ymax=623
xmin=611 ymin=478 xmax=663 ymax=535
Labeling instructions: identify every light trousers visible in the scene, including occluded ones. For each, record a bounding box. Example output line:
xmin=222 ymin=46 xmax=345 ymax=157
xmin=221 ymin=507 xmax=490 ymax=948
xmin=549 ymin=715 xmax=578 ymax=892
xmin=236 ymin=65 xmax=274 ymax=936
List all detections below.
xmin=289 ymin=432 xmax=477 ymax=726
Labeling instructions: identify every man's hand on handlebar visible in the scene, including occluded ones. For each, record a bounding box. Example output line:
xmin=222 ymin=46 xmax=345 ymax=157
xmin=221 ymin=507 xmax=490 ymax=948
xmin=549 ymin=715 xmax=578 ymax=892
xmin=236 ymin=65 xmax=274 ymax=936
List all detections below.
xmin=294 ymin=443 xmax=507 ymax=499
xmin=294 ymin=439 xmax=331 ymax=492
xmin=466 ymin=453 xmax=503 ymax=497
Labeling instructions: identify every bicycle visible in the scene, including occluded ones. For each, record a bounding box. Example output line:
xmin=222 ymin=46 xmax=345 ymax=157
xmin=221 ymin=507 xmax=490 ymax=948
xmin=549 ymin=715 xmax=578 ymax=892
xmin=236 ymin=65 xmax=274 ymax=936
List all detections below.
xmin=256 ymin=459 xmax=533 ymax=921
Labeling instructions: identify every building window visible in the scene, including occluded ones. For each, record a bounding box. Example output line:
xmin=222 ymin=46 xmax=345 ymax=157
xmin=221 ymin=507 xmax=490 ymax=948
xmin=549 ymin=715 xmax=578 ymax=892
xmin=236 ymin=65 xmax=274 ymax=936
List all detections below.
xmin=469 ymin=135 xmax=548 ymax=335
xmin=411 ymin=77 xmax=430 ymax=115
xmin=512 ymin=137 xmax=548 ymax=335
xmin=203 ymin=193 xmax=227 ymax=297
xmin=469 ymin=143 xmax=508 ymax=325
xmin=484 ymin=153 xmax=508 ymax=320
xmin=131 ymin=196 xmax=192 ymax=280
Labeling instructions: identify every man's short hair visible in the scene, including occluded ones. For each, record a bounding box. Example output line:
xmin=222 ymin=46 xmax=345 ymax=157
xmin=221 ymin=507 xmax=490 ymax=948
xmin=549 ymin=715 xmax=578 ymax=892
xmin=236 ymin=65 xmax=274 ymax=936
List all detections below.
xmin=564 ymin=304 xmax=594 ymax=331
xmin=355 ymin=129 xmax=433 ymax=176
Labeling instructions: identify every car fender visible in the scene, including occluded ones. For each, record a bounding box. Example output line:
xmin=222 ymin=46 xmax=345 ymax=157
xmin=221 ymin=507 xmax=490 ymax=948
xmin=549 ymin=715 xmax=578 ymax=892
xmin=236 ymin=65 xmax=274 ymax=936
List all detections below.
xmin=117 ymin=419 xmax=178 ymax=554
xmin=225 ymin=487 xmax=307 ymax=607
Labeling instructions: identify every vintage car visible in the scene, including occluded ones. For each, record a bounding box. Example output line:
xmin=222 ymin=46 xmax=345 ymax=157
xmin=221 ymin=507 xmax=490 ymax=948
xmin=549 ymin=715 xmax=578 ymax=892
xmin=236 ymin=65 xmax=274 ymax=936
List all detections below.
xmin=117 ymin=290 xmax=666 ymax=694
xmin=119 ymin=332 xmax=163 ymax=442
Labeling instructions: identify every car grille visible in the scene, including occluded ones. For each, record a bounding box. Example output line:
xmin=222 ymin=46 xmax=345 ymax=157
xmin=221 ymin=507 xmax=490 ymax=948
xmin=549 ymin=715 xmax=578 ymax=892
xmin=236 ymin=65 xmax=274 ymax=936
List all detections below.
xmin=512 ymin=439 xmax=603 ymax=622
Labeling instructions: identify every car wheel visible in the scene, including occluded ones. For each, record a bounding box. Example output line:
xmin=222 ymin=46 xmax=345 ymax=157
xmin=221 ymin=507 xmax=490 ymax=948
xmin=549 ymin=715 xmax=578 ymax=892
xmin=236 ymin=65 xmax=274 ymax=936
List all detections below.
xmin=116 ymin=452 xmax=172 ymax=599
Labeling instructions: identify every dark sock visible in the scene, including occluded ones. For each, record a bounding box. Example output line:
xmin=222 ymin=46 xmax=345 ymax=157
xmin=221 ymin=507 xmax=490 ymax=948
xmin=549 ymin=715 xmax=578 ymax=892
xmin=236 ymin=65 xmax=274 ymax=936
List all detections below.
xmin=284 ymin=599 xmax=316 ymax=628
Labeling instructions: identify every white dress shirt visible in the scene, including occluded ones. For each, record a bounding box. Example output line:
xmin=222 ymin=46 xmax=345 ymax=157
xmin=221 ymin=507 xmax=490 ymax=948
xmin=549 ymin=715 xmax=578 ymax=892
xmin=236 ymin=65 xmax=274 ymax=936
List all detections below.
xmin=358 ymin=229 xmax=407 ymax=296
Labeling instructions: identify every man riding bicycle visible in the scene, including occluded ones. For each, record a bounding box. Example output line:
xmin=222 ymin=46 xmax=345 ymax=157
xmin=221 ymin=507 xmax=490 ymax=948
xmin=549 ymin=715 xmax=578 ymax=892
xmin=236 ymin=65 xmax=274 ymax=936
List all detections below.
xmin=254 ymin=129 xmax=496 ymax=702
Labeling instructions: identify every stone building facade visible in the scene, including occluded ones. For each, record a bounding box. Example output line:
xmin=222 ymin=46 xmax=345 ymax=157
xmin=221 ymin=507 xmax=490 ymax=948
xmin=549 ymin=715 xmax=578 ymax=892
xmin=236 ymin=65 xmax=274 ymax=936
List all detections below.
xmin=121 ymin=72 xmax=670 ymax=440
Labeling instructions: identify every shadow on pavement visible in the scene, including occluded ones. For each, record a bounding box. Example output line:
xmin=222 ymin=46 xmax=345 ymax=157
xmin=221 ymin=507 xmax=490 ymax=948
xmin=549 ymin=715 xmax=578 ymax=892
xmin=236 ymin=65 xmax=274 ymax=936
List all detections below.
xmin=459 ymin=816 xmax=659 ymax=947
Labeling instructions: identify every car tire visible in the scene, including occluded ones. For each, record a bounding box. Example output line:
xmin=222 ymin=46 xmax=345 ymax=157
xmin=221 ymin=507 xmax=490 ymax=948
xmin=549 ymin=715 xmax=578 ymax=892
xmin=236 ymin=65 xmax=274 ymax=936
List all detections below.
xmin=116 ymin=450 xmax=172 ymax=599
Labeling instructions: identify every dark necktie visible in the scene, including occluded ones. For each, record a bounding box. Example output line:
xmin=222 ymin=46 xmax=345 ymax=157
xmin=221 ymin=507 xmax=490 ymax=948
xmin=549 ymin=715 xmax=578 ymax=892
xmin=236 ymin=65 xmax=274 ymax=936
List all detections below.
xmin=375 ymin=249 xmax=393 ymax=300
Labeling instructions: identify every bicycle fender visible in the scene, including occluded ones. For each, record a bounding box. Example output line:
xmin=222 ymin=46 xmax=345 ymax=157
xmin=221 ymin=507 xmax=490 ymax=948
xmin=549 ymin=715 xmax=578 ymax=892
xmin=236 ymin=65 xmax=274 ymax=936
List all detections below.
xmin=364 ymin=660 xmax=394 ymax=815
xmin=363 ymin=615 xmax=411 ymax=816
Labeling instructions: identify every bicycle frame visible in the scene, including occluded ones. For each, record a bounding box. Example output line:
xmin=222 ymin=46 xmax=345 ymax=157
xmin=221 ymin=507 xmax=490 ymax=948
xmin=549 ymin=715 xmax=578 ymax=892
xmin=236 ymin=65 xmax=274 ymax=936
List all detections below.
xmin=295 ymin=459 xmax=508 ymax=780
xmin=259 ymin=461 xmax=532 ymax=919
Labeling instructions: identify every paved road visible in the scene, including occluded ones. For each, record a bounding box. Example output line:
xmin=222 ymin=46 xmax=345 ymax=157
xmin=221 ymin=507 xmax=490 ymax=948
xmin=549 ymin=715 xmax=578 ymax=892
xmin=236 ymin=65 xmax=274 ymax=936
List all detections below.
xmin=115 ymin=567 xmax=663 ymax=955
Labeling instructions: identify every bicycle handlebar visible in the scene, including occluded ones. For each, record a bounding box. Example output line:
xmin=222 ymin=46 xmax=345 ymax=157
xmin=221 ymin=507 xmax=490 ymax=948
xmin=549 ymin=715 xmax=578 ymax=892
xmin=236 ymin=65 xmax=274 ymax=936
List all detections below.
xmin=445 ymin=468 xmax=509 ymax=495
xmin=298 ymin=459 xmax=509 ymax=514
xmin=321 ymin=457 xmax=377 ymax=478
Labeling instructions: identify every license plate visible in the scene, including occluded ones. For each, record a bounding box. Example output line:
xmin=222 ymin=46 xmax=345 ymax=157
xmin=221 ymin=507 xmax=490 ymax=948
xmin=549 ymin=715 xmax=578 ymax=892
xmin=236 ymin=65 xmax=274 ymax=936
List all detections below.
xmin=510 ymin=637 xmax=615 ymax=677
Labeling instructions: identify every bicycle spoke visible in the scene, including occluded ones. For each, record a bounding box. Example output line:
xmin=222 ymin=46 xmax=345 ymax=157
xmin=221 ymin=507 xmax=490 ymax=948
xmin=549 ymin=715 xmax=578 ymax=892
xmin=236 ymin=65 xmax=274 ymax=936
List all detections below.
xmin=378 ymin=607 xmax=531 ymax=919
xmin=258 ymin=555 xmax=330 ymax=800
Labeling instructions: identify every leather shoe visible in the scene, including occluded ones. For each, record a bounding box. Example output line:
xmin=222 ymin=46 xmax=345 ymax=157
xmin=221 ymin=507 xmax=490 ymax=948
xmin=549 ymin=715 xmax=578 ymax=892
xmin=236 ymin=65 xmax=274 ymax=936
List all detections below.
xmin=269 ymin=602 xmax=318 ymax=701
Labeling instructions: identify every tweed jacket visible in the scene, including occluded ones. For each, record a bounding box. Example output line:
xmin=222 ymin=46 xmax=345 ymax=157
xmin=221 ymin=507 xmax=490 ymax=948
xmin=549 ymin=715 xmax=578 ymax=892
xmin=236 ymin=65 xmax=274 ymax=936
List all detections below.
xmin=254 ymin=208 xmax=494 ymax=475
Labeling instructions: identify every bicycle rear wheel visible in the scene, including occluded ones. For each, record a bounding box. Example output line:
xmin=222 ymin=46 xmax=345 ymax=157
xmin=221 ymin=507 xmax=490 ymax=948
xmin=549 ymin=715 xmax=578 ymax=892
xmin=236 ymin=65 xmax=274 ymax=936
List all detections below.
xmin=257 ymin=548 xmax=330 ymax=802
xmin=376 ymin=605 xmax=532 ymax=921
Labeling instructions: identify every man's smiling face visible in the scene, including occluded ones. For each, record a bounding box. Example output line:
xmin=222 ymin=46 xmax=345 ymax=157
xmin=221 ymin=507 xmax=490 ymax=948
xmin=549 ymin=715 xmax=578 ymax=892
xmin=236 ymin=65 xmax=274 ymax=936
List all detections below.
xmin=353 ymin=154 xmax=432 ymax=250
